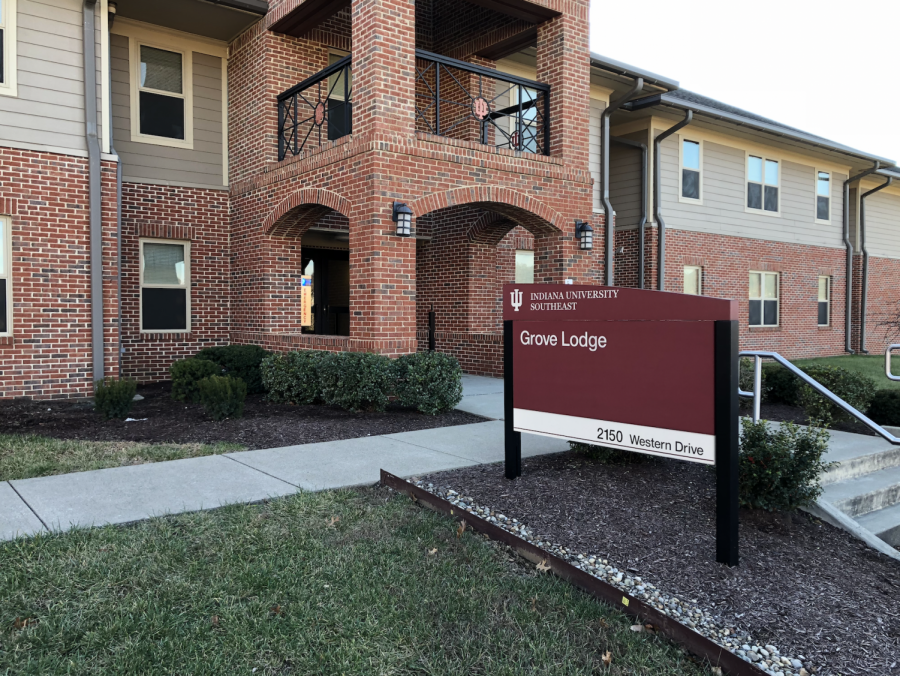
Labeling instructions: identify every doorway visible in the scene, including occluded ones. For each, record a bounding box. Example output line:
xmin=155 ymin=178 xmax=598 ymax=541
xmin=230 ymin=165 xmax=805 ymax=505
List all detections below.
xmin=300 ymin=229 xmax=350 ymax=336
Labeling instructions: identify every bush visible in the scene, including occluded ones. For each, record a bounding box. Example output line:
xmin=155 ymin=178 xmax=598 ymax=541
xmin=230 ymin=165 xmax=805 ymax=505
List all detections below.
xmin=195 ymin=345 xmax=269 ymax=394
xmin=868 ymin=389 xmax=900 ymax=427
xmin=394 ymin=352 xmax=463 ymax=415
xmin=739 ymin=419 xmax=833 ymax=511
xmin=260 ymin=350 xmax=327 ymax=405
xmin=170 ymin=358 xmax=222 ymax=403
xmin=762 ymin=363 xmax=798 ymax=405
xmin=197 ymin=375 xmax=247 ymax=421
xmin=796 ymin=365 xmax=877 ymax=425
xmin=94 ymin=378 xmax=138 ymax=420
xmin=569 ymin=441 xmax=653 ymax=465
xmin=318 ymin=352 xmax=394 ymax=412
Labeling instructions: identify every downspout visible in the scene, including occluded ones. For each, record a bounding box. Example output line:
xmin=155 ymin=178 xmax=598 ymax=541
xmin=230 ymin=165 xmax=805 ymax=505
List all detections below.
xmin=859 ymin=175 xmax=893 ymax=353
xmin=653 ymin=110 xmax=692 ymax=291
xmin=108 ymin=3 xmax=122 ymax=376
xmin=83 ymin=0 xmax=103 ymax=383
xmin=601 ymin=78 xmax=643 ymax=286
xmin=610 ymin=136 xmax=647 ymax=288
xmin=843 ymin=163 xmax=880 ymax=353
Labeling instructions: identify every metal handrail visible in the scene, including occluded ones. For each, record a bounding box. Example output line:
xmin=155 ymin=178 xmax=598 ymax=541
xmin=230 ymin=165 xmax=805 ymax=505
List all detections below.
xmin=887 ymin=344 xmax=900 ymax=382
xmin=738 ymin=350 xmax=900 ymax=444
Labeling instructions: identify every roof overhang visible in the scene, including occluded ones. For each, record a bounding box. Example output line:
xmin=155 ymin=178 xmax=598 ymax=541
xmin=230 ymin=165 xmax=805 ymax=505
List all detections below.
xmin=269 ymin=0 xmax=350 ymax=37
xmin=590 ymin=52 xmax=679 ymax=91
xmin=112 ymin=0 xmax=265 ymax=42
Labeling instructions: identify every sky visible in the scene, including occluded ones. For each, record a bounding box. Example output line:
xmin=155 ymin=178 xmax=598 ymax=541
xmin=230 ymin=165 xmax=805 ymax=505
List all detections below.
xmin=589 ymin=0 xmax=900 ymax=166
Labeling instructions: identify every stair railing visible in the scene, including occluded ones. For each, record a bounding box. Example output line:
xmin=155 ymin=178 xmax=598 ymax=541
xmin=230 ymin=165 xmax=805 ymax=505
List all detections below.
xmin=887 ymin=344 xmax=900 ymax=382
xmin=738 ymin=350 xmax=900 ymax=444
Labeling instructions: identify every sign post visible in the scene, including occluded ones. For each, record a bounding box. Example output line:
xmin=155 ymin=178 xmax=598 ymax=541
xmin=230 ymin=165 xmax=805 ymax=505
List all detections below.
xmin=503 ymin=284 xmax=741 ymax=566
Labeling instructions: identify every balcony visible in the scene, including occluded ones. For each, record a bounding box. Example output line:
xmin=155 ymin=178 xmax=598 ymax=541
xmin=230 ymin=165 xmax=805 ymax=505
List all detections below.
xmin=277 ymin=51 xmax=550 ymax=162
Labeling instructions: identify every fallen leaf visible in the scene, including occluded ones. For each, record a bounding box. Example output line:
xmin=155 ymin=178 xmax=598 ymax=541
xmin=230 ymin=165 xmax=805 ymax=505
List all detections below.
xmin=328 ymin=516 xmax=340 ymax=527
xmin=211 ymin=615 xmax=219 ymax=627
xmin=428 ymin=548 xmax=438 ymax=555
xmin=536 ymin=559 xmax=551 ymax=573
xmin=269 ymin=605 xmax=284 ymax=617
xmin=644 ymin=623 xmax=655 ymax=632
xmin=456 ymin=520 xmax=467 ymax=538
xmin=13 ymin=617 xmax=36 ymax=630
xmin=530 ymin=597 xmax=537 ymax=611
xmin=599 ymin=618 xmax=609 ymax=629
xmin=601 ymin=650 xmax=612 ymax=667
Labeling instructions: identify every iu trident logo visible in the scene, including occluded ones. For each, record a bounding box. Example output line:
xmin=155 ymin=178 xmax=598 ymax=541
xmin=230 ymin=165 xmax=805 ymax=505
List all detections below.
xmin=510 ymin=288 xmax=523 ymax=312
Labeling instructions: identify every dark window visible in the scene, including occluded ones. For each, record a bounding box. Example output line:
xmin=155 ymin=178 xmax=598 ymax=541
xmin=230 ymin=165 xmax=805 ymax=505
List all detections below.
xmin=747 ymin=183 xmax=762 ymax=210
xmin=749 ymin=299 xmax=761 ymax=326
xmin=763 ymin=299 xmax=778 ymax=325
xmin=818 ymin=302 xmax=828 ymax=326
xmin=818 ymin=276 xmax=830 ymax=326
xmin=141 ymin=288 xmax=187 ymax=331
xmin=682 ymin=140 xmax=701 ymax=199
xmin=0 ymin=30 xmax=5 ymax=84
xmin=682 ymin=169 xmax=700 ymax=199
xmin=327 ymin=99 xmax=351 ymax=141
xmin=139 ymin=92 xmax=185 ymax=140
xmin=141 ymin=241 xmax=187 ymax=331
xmin=750 ymin=271 xmax=778 ymax=327
xmin=138 ymin=45 xmax=185 ymax=141
xmin=748 ymin=156 xmax=779 ymax=212
xmin=0 ymin=279 xmax=7 ymax=333
xmin=817 ymin=171 xmax=830 ymax=220
xmin=764 ymin=185 xmax=779 ymax=212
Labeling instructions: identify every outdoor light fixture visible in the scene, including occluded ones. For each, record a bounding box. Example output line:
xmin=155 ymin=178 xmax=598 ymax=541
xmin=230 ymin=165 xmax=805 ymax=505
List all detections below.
xmin=392 ymin=202 xmax=413 ymax=237
xmin=575 ymin=220 xmax=593 ymax=250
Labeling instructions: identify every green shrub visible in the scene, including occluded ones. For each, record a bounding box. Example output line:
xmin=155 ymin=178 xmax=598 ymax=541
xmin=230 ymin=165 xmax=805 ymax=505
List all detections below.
xmin=170 ymin=358 xmax=222 ymax=403
xmin=762 ymin=363 xmax=798 ymax=405
xmin=94 ymin=378 xmax=138 ymax=420
xmin=260 ymin=350 xmax=327 ymax=405
xmin=394 ymin=351 xmax=463 ymax=415
xmin=739 ymin=419 xmax=833 ymax=512
xmin=197 ymin=375 xmax=247 ymax=421
xmin=868 ymin=389 xmax=900 ymax=427
xmin=195 ymin=345 xmax=269 ymax=394
xmin=569 ymin=441 xmax=653 ymax=465
xmin=318 ymin=352 xmax=394 ymax=412
xmin=796 ymin=365 xmax=877 ymax=425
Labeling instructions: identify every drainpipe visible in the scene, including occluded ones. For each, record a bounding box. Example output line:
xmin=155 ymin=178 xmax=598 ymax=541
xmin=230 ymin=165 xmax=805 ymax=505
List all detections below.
xmin=83 ymin=0 xmax=103 ymax=383
xmin=859 ymin=176 xmax=893 ymax=353
xmin=843 ymin=163 xmax=880 ymax=353
xmin=653 ymin=110 xmax=692 ymax=291
xmin=108 ymin=3 xmax=122 ymax=376
xmin=611 ymin=136 xmax=648 ymax=288
xmin=601 ymin=78 xmax=643 ymax=286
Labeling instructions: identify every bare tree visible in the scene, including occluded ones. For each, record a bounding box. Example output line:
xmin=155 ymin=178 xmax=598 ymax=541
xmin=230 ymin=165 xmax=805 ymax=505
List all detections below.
xmin=875 ymin=300 xmax=900 ymax=343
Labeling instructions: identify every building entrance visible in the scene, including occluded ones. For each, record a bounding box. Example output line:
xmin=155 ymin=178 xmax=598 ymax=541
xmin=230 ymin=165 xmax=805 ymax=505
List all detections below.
xmin=301 ymin=243 xmax=350 ymax=336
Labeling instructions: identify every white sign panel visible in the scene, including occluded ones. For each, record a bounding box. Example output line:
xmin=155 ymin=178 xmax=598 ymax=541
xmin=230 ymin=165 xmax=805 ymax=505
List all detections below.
xmin=514 ymin=408 xmax=716 ymax=465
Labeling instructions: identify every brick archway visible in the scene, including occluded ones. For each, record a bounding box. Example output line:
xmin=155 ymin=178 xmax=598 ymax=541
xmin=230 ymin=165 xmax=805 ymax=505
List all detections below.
xmin=262 ymin=188 xmax=352 ymax=237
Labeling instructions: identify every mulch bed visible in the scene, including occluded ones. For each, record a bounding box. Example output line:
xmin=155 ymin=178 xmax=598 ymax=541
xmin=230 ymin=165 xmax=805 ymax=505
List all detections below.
xmin=423 ymin=453 xmax=900 ymax=675
xmin=753 ymin=402 xmax=879 ymax=436
xmin=0 ymin=382 xmax=486 ymax=449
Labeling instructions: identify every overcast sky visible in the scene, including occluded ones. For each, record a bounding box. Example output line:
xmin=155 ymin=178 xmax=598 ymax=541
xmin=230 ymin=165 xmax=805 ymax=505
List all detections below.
xmin=589 ymin=0 xmax=900 ymax=166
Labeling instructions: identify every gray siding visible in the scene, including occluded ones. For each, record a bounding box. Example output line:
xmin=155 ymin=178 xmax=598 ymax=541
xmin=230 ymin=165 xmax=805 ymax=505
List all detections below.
xmin=0 ymin=0 xmax=103 ymax=153
xmin=608 ymin=130 xmax=646 ymax=230
xmin=589 ymin=98 xmax=604 ymax=211
xmin=864 ymin=190 xmax=900 ymax=260
xmin=111 ymin=33 xmax=225 ymax=188
xmin=657 ymin=129 xmax=846 ymax=248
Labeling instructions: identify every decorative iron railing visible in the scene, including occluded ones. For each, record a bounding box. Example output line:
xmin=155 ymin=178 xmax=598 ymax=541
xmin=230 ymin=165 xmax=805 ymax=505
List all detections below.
xmin=278 ymin=55 xmax=352 ymax=161
xmin=414 ymin=49 xmax=550 ymax=155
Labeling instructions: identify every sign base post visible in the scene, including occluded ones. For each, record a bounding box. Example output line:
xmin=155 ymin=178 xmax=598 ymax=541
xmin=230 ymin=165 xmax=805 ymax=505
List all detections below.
xmin=714 ymin=319 xmax=740 ymax=567
xmin=504 ymin=320 xmax=521 ymax=479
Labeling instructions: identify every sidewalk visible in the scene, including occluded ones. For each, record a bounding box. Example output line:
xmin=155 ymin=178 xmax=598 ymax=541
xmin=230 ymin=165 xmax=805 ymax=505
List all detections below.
xmin=1 ymin=375 xmax=566 ymax=541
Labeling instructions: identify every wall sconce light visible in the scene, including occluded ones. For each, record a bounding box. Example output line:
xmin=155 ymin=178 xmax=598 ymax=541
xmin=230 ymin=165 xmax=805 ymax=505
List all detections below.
xmin=575 ymin=220 xmax=593 ymax=250
xmin=392 ymin=202 xmax=413 ymax=237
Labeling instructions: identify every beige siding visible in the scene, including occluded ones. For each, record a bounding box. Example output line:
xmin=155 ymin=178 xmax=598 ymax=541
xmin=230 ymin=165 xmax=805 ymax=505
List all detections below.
xmin=864 ymin=190 xmax=900 ymax=260
xmin=111 ymin=34 xmax=225 ymax=189
xmin=589 ymin=98 xmax=604 ymax=211
xmin=657 ymin=130 xmax=846 ymax=248
xmin=608 ymin=130 xmax=646 ymax=230
xmin=0 ymin=0 xmax=103 ymax=153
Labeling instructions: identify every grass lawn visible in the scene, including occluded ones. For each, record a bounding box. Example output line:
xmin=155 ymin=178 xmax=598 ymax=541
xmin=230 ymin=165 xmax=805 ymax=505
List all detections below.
xmin=0 ymin=488 xmax=706 ymax=676
xmin=792 ymin=354 xmax=900 ymax=390
xmin=0 ymin=435 xmax=243 ymax=482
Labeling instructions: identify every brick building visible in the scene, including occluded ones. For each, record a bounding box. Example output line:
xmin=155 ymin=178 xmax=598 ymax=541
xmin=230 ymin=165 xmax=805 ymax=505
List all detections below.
xmin=0 ymin=0 xmax=897 ymax=398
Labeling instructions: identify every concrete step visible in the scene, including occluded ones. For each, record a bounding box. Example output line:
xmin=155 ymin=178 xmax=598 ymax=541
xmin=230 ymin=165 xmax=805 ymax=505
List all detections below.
xmin=822 ymin=464 xmax=900 ymax=518
xmin=856 ymin=502 xmax=900 ymax=548
xmin=818 ymin=428 xmax=900 ymax=485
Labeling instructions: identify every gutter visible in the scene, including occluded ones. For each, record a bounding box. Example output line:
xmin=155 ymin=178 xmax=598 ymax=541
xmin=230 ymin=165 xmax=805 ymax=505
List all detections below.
xmin=83 ymin=0 xmax=103 ymax=383
xmin=610 ymin=135 xmax=648 ymax=288
xmin=201 ymin=0 xmax=268 ymax=15
xmin=108 ymin=3 xmax=122 ymax=376
xmin=843 ymin=164 xmax=881 ymax=353
xmin=859 ymin=176 xmax=893 ymax=353
xmin=653 ymin=110 xmax=692 ymax=291
xmin=589 ymin=53 xmax=679 ymax=91
xmin=601 ymin=78 xmax=643 ymax=286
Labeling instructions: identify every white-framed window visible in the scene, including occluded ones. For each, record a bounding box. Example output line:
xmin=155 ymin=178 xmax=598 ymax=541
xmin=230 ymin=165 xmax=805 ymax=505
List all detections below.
xmin=818 ymin=276 xmax=830 ymax=326
xmin=140 ymin=239 xmax=190 ymax=332
xmin=515 ymin=249 xmax=534 ymax=283
xmin=0 ymin=0 xmax=18 ymax=97
xmin=683 ymin=265 xmax=702 ymax=295
xmin=815 ymin=170 xmax=831 ymax=222
xmin=749 ymin=271 xmax=779 ymax=327
xmin=0 ymin=215 xmax=10 ymax=335
xmin=130 ymin=38 xmax=193 ymax=148
xmin=747 ymin=155 xmax=780 ymax=214
xmin=680 ymin=138 xmax=702 ymax=202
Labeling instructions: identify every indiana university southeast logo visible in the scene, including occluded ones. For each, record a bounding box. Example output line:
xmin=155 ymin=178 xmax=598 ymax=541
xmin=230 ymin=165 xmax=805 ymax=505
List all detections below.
xmin=510 ymin=288 xmax=523 ymax=311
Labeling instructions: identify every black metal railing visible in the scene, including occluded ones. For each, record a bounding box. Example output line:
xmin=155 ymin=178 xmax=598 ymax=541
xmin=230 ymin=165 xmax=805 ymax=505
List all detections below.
xmin=278 ymin=55 xmax=352 ymax=161
xmin=414 ymin=49 xmax=550 ymax=155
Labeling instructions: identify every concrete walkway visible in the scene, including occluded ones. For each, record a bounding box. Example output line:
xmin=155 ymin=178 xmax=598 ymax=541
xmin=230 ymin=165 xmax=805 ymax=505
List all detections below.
xmin=1 ymin=376 xmax=565 ymax=541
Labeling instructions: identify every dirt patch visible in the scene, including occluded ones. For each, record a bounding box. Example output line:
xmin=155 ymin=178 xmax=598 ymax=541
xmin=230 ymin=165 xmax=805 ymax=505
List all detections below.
xmin=0 ymin=382 xmax=486 ymax=449
xmin=423 ymin=453 xmax=900 ymax=675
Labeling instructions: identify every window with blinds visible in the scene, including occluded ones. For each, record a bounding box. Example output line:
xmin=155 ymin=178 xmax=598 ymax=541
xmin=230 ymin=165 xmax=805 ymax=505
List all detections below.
xmin=140 ymin=240 xmax=189 ymax=332
xmin=139 ymin=45 xmax=186 ymax=140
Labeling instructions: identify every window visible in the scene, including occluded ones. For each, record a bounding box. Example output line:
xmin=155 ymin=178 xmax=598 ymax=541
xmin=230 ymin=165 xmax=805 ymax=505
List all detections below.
xmin=515 ymin=250 xmax=534 ymax=283
xmin=0 ymin=0 xmax=17 ymax=96
xmin=747 ymin=155 xmax=779 ymax=213
xmin=683 ymin=265 xmax=702 ymax=295
xmin=0 ymin=215 xmax=9 ymax=335
xmin=749 ymin=271 xmax=779 ymax=327
xmin=326 ymin=51 xmax=352 ymax=141
xmin=130 ymin=38 xmax=192 ymax=148
xmin=818 ymin=276 xmax=830 ymax=326
xmin=816 ymin=171 xmax=831 ymax=222
xmin=681 ymin=139 xmax=701 ymax=200
xmin=140 ymin=240 xmax=189 ymax=332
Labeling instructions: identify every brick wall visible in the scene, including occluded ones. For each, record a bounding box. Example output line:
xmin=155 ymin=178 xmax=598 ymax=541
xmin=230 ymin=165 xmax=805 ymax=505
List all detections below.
xmin=861 ymin=256 xmax=900 ymax=353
